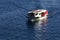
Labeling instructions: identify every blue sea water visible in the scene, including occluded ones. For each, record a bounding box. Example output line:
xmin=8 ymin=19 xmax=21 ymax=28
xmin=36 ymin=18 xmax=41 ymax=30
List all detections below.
xmin=0 ymin=0 xmax=60 ymax=40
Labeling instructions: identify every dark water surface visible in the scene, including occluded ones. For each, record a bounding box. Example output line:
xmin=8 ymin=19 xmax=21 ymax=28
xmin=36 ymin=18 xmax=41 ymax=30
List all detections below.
xmin=0 ymin=0 xmax=60 ymax=40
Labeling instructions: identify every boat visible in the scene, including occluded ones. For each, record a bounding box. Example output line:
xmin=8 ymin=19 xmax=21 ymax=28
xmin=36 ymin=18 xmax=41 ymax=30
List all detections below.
xmin=27 ymin=9 xmax=48 ymax=21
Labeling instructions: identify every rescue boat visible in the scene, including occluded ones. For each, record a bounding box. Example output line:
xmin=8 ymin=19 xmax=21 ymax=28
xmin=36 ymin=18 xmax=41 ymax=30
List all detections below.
xmin=27 ymin=9 xmax=48 ymax=21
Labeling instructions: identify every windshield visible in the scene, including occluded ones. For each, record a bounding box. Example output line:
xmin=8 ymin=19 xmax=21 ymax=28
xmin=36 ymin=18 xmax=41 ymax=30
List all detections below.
xmin=36 ymin=13 xmax=38 ymax=15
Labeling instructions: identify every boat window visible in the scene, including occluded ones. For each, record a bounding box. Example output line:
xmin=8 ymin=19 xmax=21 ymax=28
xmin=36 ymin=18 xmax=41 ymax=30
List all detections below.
xmin=41 ymin=12 xmax=45 ymax=17
xmin=39 ymin=13 xmax=41 ymax=15
xmin=41 ymin=12 xmax=44 ymax=14
xmin=36 ymin=13 xmax=38 ymax=15
xmin=39 ymin=12 xmax=44 ymax=15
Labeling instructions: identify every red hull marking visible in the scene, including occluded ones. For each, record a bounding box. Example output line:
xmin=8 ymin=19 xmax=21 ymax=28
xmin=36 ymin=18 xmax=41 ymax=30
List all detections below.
xmin=41 ymin=11 xmax=48 ymax=17
xmin=45 ymin=11 xmax=48 ymax=15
